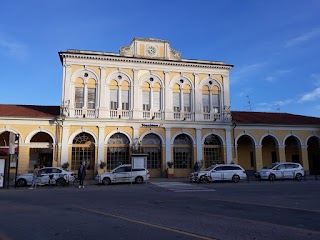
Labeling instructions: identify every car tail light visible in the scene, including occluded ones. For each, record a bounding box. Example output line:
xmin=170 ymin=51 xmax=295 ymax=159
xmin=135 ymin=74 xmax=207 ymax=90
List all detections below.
xmin=70 ymin=173 xmax=74 ymax=176
xmin=301 ymin=168 xmax=304 ymax=170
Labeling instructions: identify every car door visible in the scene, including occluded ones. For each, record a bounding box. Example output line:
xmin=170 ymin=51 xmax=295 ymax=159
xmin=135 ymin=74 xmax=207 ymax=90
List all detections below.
xmin=273 ymin=164 xmax=285 ymax=179
xmin=210 ymin=166 xmax=224 ymax=181
xmin=113 ymin=166 xmax=130 ymax=183
xmin=222 ymin=166 xmax=234 ymax=180
xmin=283 ymin=164 xmax=294 ymax=179
xmin=39 ymin=168 xmax=51 ymax=184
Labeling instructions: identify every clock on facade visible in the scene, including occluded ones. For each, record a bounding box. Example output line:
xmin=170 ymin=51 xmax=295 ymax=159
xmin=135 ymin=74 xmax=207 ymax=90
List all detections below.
xmin=147 ymin=46 xmax=156 ymax=55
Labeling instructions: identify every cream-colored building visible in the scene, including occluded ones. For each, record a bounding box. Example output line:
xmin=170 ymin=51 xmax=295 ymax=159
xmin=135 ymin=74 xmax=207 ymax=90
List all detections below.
xmin=1 ymin=38 xmax=320 ymax=178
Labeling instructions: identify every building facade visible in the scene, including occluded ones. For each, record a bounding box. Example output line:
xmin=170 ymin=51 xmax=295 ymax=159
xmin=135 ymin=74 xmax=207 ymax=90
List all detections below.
xmin=1 ymin=38 xmax=320 ymax=178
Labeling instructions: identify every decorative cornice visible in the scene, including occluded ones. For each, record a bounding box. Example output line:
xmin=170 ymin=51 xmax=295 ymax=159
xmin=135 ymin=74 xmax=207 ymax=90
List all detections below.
xmin=59 ymin=53 xmax=233 ymax=70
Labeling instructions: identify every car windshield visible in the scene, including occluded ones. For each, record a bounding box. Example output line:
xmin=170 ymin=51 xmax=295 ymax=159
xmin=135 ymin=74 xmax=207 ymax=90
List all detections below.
xmin=262 ymin=163 xmax=277 ymax=169
xmin=205 ymin=165 xmax=216 ymax=171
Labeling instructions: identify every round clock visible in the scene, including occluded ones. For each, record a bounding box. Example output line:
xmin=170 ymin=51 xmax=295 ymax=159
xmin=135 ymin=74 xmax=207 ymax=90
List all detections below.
xmin=147 ymin=46 xmax=156 ymax=55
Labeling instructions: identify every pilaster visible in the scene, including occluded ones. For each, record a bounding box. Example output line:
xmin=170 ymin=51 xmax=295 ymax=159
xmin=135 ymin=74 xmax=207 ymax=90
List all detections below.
xmin=300 ymin=145 xmax=309 ymax=171
xmin=60 ymin=125 xmax=69 ymax=166
xmin=196 ymin=128 xmax=202 ymax=162
xmin=254 ymin=145 xmax=263 ymax=170
xmin=225 ymin=128 xmax=233 ymax=164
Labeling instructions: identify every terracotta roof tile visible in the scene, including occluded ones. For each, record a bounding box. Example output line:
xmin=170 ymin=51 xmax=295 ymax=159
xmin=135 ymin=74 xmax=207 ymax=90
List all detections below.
xmin=232 ymin=111 xmax=320 ymax=125
xmin=0 ymin=104 xmax=60 ymax=118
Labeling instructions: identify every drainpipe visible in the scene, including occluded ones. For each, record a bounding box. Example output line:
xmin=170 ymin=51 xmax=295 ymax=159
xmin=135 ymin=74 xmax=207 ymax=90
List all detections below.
xmin=232 ymin=121 xmax=237 ymax=158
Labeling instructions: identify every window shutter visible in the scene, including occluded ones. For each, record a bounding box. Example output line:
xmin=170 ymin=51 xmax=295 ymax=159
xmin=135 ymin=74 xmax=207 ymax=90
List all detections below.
xmin=183 ymin=93 xmax=191 ymax=112
xmin=202 ymin=94 xmax=209 ymax=112
xmin=212 ymin=94 xmax=219 ymax=112
xmin=121 ymin=90 xmax=129 ymax=110
xmin=153 ymin=91 xmax=160 ymax=111
xmin=173 ymin=92 xmax=180 ymax=111
xmin=75 ymin=87 xmax=84 ymax=108
xmin=110 ymin=89 xmax=118 ymax=110
xmin=87 ymin=88 xmax=96 ymax=109
xmin=142 ymin=91 xmax=150 ymax=110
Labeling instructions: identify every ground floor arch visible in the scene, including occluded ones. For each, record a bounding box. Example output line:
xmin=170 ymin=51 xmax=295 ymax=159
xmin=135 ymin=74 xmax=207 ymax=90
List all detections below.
xmin=285 ymin=136 xmax=301 ymax=163
xmin=29 ymin=132 xmax=54 ymax=169
xmin=141 ymin=133 xmax=162 ymax=177
xmin=308 ymin=136 xmax=320 ymax=174
xmin=237 ymin=135 xmax=256 ymax=171
xmin=261 ymin=135 xmax=279 ymax=167
xmin=203 ymin=134 xmax=223 ymax=167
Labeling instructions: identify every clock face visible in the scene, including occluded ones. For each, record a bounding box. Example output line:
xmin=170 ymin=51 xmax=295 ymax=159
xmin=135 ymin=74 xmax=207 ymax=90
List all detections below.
xmin=147 ymin=46 xmax=156 ymax=55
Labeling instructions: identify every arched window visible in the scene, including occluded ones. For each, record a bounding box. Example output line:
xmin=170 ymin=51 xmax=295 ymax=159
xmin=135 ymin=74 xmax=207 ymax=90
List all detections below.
xmin=173 ymin=134 xmax=192 ymax=169
xmin=110 ymin=80 xmax=118 ymax=110
xmin=71 ymin=132 xmax=95 ymax=171
xmin=141 ymin=134 xmax=162 ymax=169
xmin=107 ymin=133 xmax=130 ymax=170
xmin=203 ymin=135 xmax=222 ymax=167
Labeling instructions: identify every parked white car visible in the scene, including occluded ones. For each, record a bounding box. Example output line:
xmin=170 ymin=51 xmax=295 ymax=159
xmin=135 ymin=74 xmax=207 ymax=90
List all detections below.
xmin=190 ymin=164 xmax=247 ymax=183
xmin=96 ymin=164 xmax=150 ymax=185
xmin=255 ymin=162 xmax=304 ymax=181
xmin=16 ymin=167 xmax=76 ymax=187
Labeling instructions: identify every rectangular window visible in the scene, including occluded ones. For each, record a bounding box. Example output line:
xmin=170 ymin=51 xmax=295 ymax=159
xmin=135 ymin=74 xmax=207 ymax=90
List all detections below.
xmin=75 ymin=87 xmax=84 ymax=108
xmin=142 ymin=91 xmax=150 ymax=111
xmin=87 ymin=88 xmax=96 ymax=109
xmin=212 ymin=94 xmax=219 ymax=112
xmin=110 ymin=89 xmax=118 ymax=110
xmin=153 ymin=91 xmax=160 ymax=111
xmin=121 ymin=90 xmax=129 ymax=110
xmin=173 ymin=92 xmax=180 ymax=111
xmin=202 ymin=94 xmax=210 ymax=112
xmin=183 ymin=93 xmax=191 ymax=112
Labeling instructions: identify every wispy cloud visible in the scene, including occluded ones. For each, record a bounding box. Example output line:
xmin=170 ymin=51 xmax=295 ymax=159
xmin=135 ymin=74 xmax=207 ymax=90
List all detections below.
xmin=311 ymin=73 xmax=320 ymax=86
xmin=0 ymin=35 xmax=28 ymax=59
xmin=299 ymin=87 xmax=320 ymax=102
xmin=231 ymin=62 xmax=268 ymax=83
xmin=284 ymin=28 xmax=320 ymax=48
xmin=265 ymin=69 xmax=291 ymax=82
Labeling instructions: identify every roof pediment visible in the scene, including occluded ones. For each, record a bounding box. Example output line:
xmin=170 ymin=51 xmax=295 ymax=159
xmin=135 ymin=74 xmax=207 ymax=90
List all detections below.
xmin=119 ymin=38 xmax=182 ymax=60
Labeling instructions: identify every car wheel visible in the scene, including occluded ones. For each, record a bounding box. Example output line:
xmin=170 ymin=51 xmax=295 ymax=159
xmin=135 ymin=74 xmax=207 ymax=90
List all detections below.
xmin=232 ymin=175 xmax=240 ymax=183
xmin=135 ymin=176 xmax=143 ymax=184
xmin=269 ymin=174 xmax=276 ymax=181
xmin=295 ymin=173 xmax=303 ymax=181
xmin=16 ymin=178 xmax=27 ymax=187
xmin=200 ymin=175 xmax=208 ymax=183
xmin=56 ymin=178 xmax=66 ymax=186
xmin=102 ymin=177 xmax=111 ymax=185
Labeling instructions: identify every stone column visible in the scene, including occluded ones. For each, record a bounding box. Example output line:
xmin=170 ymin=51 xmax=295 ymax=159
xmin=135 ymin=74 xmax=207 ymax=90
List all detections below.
xmin=225 ymin=128 xmax=233 ymax=164
xmin=278 ymin=145 xmax=286 ymax=162
xmin=98 ymin=67 xmax=107 ymax=118
xmin=60 ymin=125 xmax=69 ymax=166
xmin=164 ymin=71 xmax=173 ymax=120
xmin=97 ymin=126 xmax=105 ymax=170
xmin=165 ymin=128 xmax=171 ymax=164
xmin=300 ymin=145 xmax=309 ymax=172
xmin=132 ymin=69 xmax=140 ymax=119
xmin=255 ymin=145 xmax=263 ymax=170
xmin=196 ymin=128 xmax=202 ymax=163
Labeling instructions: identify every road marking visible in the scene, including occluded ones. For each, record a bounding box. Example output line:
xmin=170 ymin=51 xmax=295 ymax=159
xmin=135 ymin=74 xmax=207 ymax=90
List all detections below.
xmin=151 ymin=182 xmax=216 ymax=192
xmin=72 ymin=205 xmax=215 ymax=240
xmin=208 ymin=198 xmax=320 ymax=214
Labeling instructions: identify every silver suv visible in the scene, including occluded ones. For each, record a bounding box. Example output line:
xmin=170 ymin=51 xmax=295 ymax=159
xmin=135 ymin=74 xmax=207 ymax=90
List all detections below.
xmin=255 ymin=162 xmax=304 ymax=181
xmin=96 ymin=164 xmax=150 ymax=185
xmin=190 ymin=164 xmax=247 ymax=183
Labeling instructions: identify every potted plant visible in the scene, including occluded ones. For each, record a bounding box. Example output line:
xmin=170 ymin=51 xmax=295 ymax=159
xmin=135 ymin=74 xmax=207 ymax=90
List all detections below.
xmin=61 ymin=162 xmax=69 ymax=170
xmin=166 ymin=161 xmax=174 ymax=178
xmin=98 ymin=161 xmax=106 ymax=174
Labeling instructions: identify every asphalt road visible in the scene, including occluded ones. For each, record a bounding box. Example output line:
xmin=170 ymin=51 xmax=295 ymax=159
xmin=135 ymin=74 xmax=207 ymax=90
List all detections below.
xmin=0 ymin=179 xmax=319 ymax=240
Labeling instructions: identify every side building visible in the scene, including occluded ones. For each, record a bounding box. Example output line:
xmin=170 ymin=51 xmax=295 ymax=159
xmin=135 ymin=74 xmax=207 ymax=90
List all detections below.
xmin=0 ymin=38 xmax=319 ymax=178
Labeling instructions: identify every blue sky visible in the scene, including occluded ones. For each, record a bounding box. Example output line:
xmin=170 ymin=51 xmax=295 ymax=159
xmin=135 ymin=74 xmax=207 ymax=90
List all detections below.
xmin=1 ymin=0 xmax=320 ymax=117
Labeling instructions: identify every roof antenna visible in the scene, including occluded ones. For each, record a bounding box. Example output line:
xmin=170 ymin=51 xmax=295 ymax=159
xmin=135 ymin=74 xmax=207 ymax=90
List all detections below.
xmin=275 ymin=104 xmax=280 ymax=112
xmin=244 ymin=95 xmax=252 ymax=111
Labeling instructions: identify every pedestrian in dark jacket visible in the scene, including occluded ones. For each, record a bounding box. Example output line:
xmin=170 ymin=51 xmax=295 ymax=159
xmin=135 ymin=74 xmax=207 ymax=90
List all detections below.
xmin=78 ymin=162 xmax=86 ymax=188
xmin=193 ymin=162 xmax=199 ymax=172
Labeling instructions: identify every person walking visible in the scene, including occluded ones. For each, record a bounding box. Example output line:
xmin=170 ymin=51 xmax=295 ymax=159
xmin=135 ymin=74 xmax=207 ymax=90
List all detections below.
xmin=193 ymin=161 xmax=199 ymax=172
xmin=29 ymin=165 xmax=39 ymax=189
xmin=78 ymin=162 xmax=86 ymax=188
